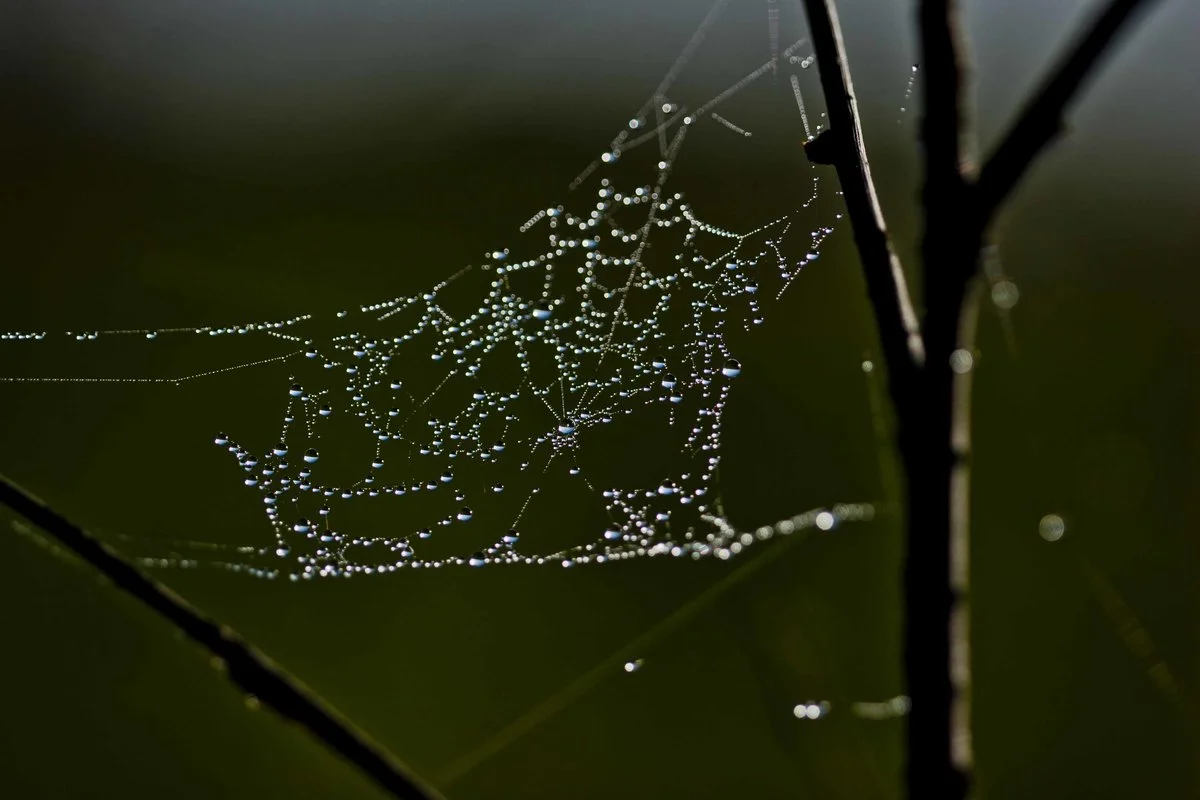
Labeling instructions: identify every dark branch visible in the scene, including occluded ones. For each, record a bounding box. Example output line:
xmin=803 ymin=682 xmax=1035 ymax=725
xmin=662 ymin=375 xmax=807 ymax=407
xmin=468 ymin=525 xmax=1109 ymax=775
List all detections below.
xmin=800 ymin=2 xmax=1165 ymax=800
xmin=0 ymin=473 xmax=445 ymax=800
xmin=800 ymin=0 xmax=925 ymax=393
xmin=976 ymin=0 xmax=1163 ymax=222
xmin=919 ymin=0 xmax=969 ymax=182
xmin=913 ymin=2 xmax=977 ymax=799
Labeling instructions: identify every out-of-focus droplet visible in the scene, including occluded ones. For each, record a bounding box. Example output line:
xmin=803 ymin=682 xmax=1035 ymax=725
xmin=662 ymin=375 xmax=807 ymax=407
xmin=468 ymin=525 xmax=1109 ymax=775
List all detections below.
xmin=1039 ymin=514 xmax=1066 ymax=542
xmin=950 ymin=349 xmax=974 ymax=374
xmin=991 ymin=280 xmax=1020 ymax=310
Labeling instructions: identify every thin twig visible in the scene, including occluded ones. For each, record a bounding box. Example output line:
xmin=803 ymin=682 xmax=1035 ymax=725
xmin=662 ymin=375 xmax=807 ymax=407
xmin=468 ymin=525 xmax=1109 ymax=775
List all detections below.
xmin=800 ymin=0 xmax=925 ymax=393
xmin=976 ymin=0 xmax=1163 ymax=222
xmin=0 ymin=473 xmax=445 ymax=800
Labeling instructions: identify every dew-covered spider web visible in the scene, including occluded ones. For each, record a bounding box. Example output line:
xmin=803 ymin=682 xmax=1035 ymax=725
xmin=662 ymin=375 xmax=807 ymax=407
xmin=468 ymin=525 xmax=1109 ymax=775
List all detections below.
xmin=1 ymin=0 xmax=876 ymax=581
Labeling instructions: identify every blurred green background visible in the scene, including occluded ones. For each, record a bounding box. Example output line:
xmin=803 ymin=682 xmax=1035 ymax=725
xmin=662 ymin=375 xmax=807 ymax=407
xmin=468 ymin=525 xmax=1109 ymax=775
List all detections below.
xmin=0 ymin=0 xmax=1196 ymax=797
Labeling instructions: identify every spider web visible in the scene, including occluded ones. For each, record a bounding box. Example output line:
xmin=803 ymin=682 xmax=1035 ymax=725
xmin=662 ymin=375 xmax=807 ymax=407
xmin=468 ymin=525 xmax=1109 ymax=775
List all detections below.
xmin=1 ymin=0 xmax=874 ymax=580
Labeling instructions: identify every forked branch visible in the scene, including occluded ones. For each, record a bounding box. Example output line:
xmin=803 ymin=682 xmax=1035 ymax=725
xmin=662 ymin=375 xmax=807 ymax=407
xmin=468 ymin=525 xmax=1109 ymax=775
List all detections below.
xmin=799 ymin=0 xmax=1164 ymax=798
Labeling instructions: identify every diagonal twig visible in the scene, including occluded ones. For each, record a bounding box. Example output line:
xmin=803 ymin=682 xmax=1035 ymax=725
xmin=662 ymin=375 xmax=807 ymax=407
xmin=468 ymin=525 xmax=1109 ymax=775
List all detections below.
xmin=800 ymin=0 xmax=925 ymax=395
xmin=0 ymin=473 xmax=445 ymax=800
xmin=975 ymin=0 xmax=1163 ymax=223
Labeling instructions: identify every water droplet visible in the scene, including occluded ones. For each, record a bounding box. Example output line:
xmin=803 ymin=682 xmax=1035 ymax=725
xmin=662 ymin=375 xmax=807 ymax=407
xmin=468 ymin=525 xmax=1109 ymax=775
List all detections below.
xmin=468 ymin=552 xmax=487 ymax=567
xmin=949 ymin=349 xmax=974 ymax=374
xmin=304 ymin=448 xmax=320 ymax=464
xmin=533 ymin=302 xmax=553 ymax=320
xmin=457 ymin=507 xmax=474 ymax=522
xmin=991 ymin=279 xmax=1020 ymax=310
xmin=793 ymin=702 xmax=830 ymax=720
xmin=558 ymin=419 xmax=576 ymax=435
xmin=1039 ymin=514 xmax=1066 ymax=542
xmin=722 ymin=359 xmax=741 ymax=378
xmin=214 ymin=433 xmax=230 ymax=446
xmin=294 ymin=518 xmax=312 ymax=534
xmin=624 ymin=659 xmax=644 ymax=673
xmin=661 ymin=374 xmax=678 ymax=389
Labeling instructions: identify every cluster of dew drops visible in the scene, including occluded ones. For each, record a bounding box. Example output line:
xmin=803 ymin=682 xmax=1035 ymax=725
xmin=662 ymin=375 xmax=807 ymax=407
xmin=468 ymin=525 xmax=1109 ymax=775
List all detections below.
xmin=201 ymin=162 xmax=840 ymax=580
xmin=1 ymin=24 xmax=847 ymax=580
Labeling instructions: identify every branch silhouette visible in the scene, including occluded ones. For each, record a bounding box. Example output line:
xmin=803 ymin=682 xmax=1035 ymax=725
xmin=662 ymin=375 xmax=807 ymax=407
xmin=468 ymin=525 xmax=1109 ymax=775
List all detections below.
xmin=977 ymin=0 xmax=1162 ymax=221
xmin=0 ymin=473 xmax=445 ymax=800
xmin=798 ymin=0 xmax=1163 ymax=797
xmin=800 ymin=0 xmax=925 ymax=388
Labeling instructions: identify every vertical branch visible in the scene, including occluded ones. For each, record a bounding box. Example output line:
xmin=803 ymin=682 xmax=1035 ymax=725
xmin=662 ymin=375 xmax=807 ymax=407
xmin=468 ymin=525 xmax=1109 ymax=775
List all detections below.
xmin=799 ymin=0 xmax=925 ymax=391
xmin=918 ymin=0 xmax=970 ymax=184
xmin=900 ymin=340 xmax=975 ymax=800
xmin=804 ymin=0 xmax=1160 ymax=798
xmin=796 ymin=0 xmax=967 ymax=789
xmin=0 ymin=474 xmax=445 ymax=800
xmin=911 ymin=0 xmax=1162 ymax=796
xmin=948 ymin=277 xmax=985 ymax=775
xmin=912 ymin=2 xmax=977 ymax=797
xmin=799 ymin=0 xmax=971 ymax=794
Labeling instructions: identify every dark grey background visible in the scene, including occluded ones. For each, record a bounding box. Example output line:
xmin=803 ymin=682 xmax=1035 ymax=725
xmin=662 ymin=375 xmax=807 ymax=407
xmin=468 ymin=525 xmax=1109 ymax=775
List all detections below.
xmin=1 ymin=0 xmax=1196 ymax=797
